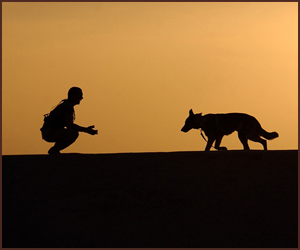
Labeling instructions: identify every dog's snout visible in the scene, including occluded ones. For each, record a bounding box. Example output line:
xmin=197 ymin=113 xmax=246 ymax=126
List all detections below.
xmin=181 ymin=126 xmax=188 ymax=132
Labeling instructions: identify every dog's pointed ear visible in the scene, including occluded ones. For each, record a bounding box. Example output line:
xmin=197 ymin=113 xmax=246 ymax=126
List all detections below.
xmin=189 ymin=109 xmax=194 ymax=116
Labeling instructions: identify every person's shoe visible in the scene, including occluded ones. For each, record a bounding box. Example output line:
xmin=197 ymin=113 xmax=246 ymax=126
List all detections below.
xmin=48 ymin=147 xmax=61 ymax=155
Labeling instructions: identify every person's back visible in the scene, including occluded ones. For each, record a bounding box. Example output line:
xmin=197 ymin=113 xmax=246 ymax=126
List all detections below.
xmin=41 ymin=99 xmax=74 ymax=131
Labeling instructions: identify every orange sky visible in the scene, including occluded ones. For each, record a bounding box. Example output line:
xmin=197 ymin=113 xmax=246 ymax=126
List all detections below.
xmin=2 ymin=2 xmax=298 ymax=155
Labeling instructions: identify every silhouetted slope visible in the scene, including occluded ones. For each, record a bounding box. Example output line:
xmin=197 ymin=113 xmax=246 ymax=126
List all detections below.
xmin=2 ymin=150 xmax=298 ymax=247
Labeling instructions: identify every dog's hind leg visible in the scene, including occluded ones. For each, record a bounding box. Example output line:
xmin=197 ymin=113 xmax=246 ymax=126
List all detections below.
xmin=249 ymin=135 xmax=267 ymax=150
xmin=215 ymin=135 xmax=227 ymax=151
xmin=238 ymin=132 xmax=250 ymax=150
xmin=205 ymin=137 xmax=215 ymax=151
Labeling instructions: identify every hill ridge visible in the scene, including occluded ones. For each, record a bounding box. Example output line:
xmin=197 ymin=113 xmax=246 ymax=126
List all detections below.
xmin=3 ymin=149 xmax=298 ymax=247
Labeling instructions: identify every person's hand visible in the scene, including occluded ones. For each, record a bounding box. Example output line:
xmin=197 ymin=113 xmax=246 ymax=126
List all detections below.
xmin=86 ymin=125 xmax=98 ymax=135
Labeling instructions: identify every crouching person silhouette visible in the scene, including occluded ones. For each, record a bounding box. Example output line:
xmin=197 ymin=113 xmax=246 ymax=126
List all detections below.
xmin=40 ymin=87 xmax=98 ymax=155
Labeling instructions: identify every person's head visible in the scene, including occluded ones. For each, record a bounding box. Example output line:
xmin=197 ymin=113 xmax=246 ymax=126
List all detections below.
xmin=68 ymin=87 xmax=83 ymax=105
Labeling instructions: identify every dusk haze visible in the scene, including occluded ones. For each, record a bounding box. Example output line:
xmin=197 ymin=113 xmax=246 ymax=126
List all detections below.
xmin=2 ymin=2 xmax=297 ymax=155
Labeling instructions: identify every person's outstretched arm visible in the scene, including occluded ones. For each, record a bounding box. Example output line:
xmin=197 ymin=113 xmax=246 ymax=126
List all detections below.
xmin=65 ymin=114 xmax=98 ymax=135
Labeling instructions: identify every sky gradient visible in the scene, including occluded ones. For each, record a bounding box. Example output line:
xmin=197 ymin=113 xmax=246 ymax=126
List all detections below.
xmin=2 ymin=2 xmax=298 ymax=155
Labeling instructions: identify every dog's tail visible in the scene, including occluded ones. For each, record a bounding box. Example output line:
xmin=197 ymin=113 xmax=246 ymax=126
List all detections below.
xmin=259 ymin=127 xmax=279 ymax=140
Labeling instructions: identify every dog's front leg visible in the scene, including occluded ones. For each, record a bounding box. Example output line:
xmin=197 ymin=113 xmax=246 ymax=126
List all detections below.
xmin=205 ymin=137 xmax=215 ymax=151
xmin=215 ymin=136 xmax=227 ymax=151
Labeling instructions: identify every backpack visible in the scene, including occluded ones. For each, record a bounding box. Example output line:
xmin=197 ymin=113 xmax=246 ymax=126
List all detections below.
xmin=40 ymin=100 xmax=75 ymax=131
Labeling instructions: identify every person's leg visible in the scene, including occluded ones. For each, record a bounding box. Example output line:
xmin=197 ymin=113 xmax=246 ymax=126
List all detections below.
xmin=42 ymin=128 xmax=79 ymax=154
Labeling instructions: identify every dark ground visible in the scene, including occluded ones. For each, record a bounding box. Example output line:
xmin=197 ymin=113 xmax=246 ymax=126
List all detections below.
xmin=2 ymin=150 xmax=298 ymax=248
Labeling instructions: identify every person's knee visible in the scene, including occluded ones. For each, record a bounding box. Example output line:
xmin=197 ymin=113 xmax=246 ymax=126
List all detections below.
xmin=69 ymin=129 xmax=79 ymax=142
